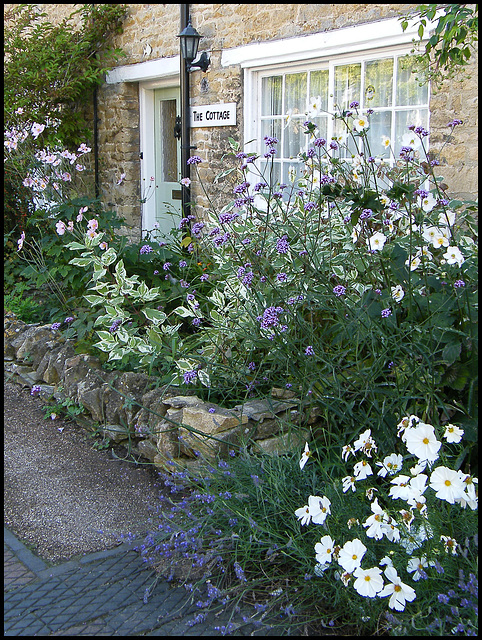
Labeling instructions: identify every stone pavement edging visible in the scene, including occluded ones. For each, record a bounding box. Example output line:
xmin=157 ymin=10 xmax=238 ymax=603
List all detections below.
xmin=4 ymin=527 xmax=274 ymax=636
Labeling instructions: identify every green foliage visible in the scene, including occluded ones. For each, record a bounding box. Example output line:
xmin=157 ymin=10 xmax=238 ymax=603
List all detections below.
xmin=4 ymin=3 xmax=127 ymax=236
xmin=42 ymin=395 xmax=86 ymax=422
xmin=4 ymin=3 xmax=127 ymax=145
xmin=3 ymin=282 xmax=50 ymax=324
xmin=400 ymin=4 xmax=478 ymax=87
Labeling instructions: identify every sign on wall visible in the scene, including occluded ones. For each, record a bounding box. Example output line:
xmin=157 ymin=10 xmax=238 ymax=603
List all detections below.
xmin=190 ymin=103 xmax=237 ymax=127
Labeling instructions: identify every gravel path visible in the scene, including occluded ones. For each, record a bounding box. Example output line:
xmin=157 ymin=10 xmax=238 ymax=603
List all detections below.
xmin=4 ymin=379 xmax=163 ymax=563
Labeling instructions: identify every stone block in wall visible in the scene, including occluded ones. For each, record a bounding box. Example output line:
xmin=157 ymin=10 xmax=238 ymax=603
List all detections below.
xmin=36 ymin=345 xmax=66 ymax=384
xmin=252 ymin=410 xmax=303 ymax=440
xmin=155 ymin=408 xmax=183 ymax=460
xmin=15 ymin=325 xmax=58 ymax=363
xmin=132 ymin=387 xmax=176 ymax=441
xmin=50 ymin=343 xmax=77 ymax=383
xmin=250 ymin=429 xmax=310 ymax=456
xmin=233 ymin=398 xmax=299 ymax=423
xmin=136 ymin=439 xmax=159 ymax=463
xmin=101 ymin=424 xmax=131 ymax=443
xmin=8 ymin=324 xmax=46 ymax=360
xmin=181 ymin=404 xmax=249 ymax=436
xmin=179 ymin=423 xmax=242 ymax=462
xmin=75 ymin=369 xmax=117 ymax=423
xmin=63 ymin=353 xmax=103 ymax=399
xmin=104 ymin=371 xmax=152 ymax=428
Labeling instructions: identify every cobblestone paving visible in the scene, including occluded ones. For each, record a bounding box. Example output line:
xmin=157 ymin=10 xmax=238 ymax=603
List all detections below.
xmin=4 ymin=528 xmax=272 ymax=636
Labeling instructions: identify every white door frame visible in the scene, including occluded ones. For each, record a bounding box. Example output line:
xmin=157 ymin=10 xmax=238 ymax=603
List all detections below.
xmin=140 ymin=76 xmax=181 ymax=236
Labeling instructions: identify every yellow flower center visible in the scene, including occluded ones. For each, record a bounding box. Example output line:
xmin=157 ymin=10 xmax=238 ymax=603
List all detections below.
xmin=352 ymin=554 xmax=358 ymax=560
xmin=364 ymin=575 xmax=371 ymax=582
xmin=394 ymin=584 xmax=402 ymax=592
xmin=423 ymin=437 xmax=430 ymax=445
xmin=445 ymin=480 xmax=452 ymax=486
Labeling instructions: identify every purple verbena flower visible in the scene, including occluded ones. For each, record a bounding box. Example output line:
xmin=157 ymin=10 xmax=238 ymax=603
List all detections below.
xmin=276 ymin=235 xmax=290 ymax=254
xmin=187 ymin=155 xmax=203 ymax=165
xmin=183 ymin=370 xmax=198 ymax=384
xmin=333 ymin=285 xmax=346 ymax=296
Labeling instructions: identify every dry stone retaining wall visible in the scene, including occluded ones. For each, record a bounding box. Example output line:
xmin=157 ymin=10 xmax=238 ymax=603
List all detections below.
xmin=4 ymin=313 xmax=315 ymax=472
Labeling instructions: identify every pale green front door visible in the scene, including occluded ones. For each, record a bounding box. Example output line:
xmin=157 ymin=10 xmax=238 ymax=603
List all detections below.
xmin=154 ymin=87 xmax=182 ymax=236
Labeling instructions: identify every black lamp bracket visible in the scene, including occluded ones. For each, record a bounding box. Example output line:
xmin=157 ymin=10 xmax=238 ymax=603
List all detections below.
xmin=188 ymin=51 xmax=210 ymax=73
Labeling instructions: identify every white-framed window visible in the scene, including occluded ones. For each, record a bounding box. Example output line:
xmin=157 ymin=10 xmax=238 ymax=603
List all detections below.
xmin=223 ymin=15 xmax=436 ymax=187
xmin=256 ymin=51 xmax=429 ymax=186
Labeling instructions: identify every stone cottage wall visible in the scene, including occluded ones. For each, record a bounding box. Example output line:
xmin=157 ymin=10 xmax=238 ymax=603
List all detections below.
xmin=4 ymin=3 xmax=478 ymax=235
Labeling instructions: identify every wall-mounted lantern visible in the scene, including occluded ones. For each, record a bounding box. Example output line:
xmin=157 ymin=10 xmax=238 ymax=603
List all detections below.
xmin=178 ymin=18 xmax=210 ymax=72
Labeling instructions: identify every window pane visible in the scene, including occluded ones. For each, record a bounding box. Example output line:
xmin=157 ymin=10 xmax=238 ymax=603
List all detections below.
xmin=397 ymin=57 xmax=428 ymax=106
xmin=282 ymin=161 xmax=304 ymax=188
xmin=285 ymin=72 xmax=307 ymax=115
xmin=365 ymin=110 xmax=392 ymax=157
xmin=259 ymin=160 xmax=282 ymax=188
xmin=334 ymin=118 xmax=357 ymax=159
xmin=159 ymin=99 xmax=178 ymax=182
xmin=262 ymin=76 xmax=282 ymax=115
xmin=334 ymin=63 xmax=361 ymax=110
xmin=310 ymin=69 xmax=329 ymax=112
xmin=284 ymin=116 xmax=306 ymax=158
xmin=310 ymin=115 xmax=329 ymax=141
xmin=261 ymin=118 xmax=282 ymax=143
xmin=364 ymin=58 xmax=393 ymax=108
xmin=395 ymin=109 xmax=429 ymax=150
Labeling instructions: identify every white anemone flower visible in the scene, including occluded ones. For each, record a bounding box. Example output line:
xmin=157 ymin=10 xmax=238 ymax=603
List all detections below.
xmin=389 ymin=475 xmax=413 ymax=501
xmin=401 ymin=131 xmax=422 ymax=150
xmin=443 ymin=423 xmax=464 ymax=444
xmin=294 ymin=503 xmax=312 ymax=526
xmin=429 ymin=466 xmax=467 ymax=504
xmin=353 ymin=116 xmax=370 ymax=132
xmin=403 ymin=422 xmax=441 ymax=463
xmin=363 ymin=498 xmax=389 ymax=540
xmin=391 ymin=284 xmax=405 ymax=302
xmin=353 ymin=566 xmax=384 ymax=598
xmin=443 ymin=246 xmax=465 ymax=266
xmin=353 ymin=460 xmax=373 ymax=480
xmin=438 ymin=209 xmax=456 ymax=226
xmin=353 ymin=429 xmax=377 ymax=456
xmin=342 ymin=475 xmax=357 ymax=493
xmin=314 ymin=535 xmax=335 ymax=566
xmin=418 ymin=192 xmax=437 ymax=212
xmin=376 ymin=453 xmax=404 ymax=477
xmin=456 ymin=473 xmax=478 ymax=510
xmin=337 ymin=539 xmax=367 ymax=574
xmin=406 ymin=247 xmax=432 ymax=271
xmin=379 ymin=567 xmax=416 ymax=610
xmin=309 ymin=495 xmax=332 ymax=524
xmin=299 ymin=442 xmax=312 ymax=470
xmin=307 ymin=95 xmax=323 ymax=118
xmin=367 ymin=231 xmax=387 ymax=251
xmin=295 ymin=495 xmax=331 ymax=525
xmin=407 ymin=556 xmax=434 ymax=581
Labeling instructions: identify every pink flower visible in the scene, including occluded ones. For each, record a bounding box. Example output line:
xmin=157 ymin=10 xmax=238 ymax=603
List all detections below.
xmin=31 ymin=123 xmax=45 ymax=139
xmin=56 ymin=221 xmax=66 ymax=236
xmin=17 ymin=231 xmax=26 ymax=251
